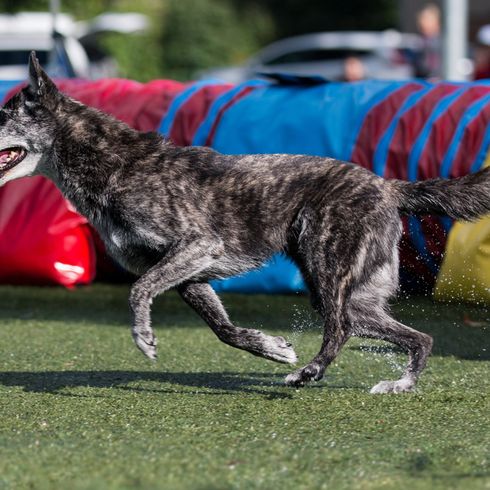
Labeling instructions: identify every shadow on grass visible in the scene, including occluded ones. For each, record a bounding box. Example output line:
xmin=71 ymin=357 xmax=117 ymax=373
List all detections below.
xmin=0 ymin=370 xmax=298 ymax=399
xmin=0 ymin=286 xmax=487 ymax=360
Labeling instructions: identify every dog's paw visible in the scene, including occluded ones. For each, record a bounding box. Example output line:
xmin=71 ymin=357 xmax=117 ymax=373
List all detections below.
xmin=132 ymin=329 xmax=158 ymax=360
xmin=285 ymin=362 xmax=323 ymax=387
xmin=258 ymin=333 xmax=298 ymax=364
xmin=239 ymin=329 xmax=297 ymax=364
xmin=370 ymin=378 xmax=415 ymax=394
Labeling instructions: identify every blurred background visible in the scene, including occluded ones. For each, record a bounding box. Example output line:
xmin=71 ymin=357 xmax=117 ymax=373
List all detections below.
xmin=0 ymin=0 xmax=489 ymax=83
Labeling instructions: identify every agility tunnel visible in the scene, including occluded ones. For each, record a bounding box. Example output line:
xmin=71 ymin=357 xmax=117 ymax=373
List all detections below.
xmin=1 ymin=76 xmax=490 ymax=301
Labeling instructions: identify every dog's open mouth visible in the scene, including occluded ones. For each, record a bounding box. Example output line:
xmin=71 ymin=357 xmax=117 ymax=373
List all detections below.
xmin=0 ymin=147 xmax=27 ymax=173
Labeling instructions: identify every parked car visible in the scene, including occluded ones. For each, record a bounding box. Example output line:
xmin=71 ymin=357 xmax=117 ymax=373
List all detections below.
xmin=198 ymin=30 xmax=423 ymax=83
xmin=0 ymin=11 xmax=148 ymax=80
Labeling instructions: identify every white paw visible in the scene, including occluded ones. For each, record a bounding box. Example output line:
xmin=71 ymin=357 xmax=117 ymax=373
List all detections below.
xmin=370 ymin=377 xmax=415 ymax=394
xmin=258 ymin=333 xmax=298 ymax=364
xmin=284 ymin=370 xmax=303 ymax=386
xmin=132 ymin=329 xmax=158 ymax=360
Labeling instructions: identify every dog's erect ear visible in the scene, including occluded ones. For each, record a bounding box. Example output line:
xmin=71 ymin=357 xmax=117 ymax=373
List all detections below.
xmin=27 ymin=51 xmax=58 ymax=99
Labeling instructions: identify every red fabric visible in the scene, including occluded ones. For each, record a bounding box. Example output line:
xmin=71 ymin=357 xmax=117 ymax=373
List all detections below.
xmin=384 ymin=84 xmax=460 ymax=180
xmin=451 ymin=101 xmax=490 ymax=178
xmin=399 ymin=218 xmax=435 ymax=286
xmin=0 ymin=177 xmax=95 ymax=286
xmin=418 ymin=86 xmax=490 ymax=180
xmin=421 ymin=216 xmax=447 ymax=265
xmin=5 ymin=79 xmax=185 ymax=132
xmin=351 ymin=83 xmax=424 ymax=169
xmin=170 ymin=84 xmax=232 ymax=146
xmin=56 ymin=78 xmax=185 ymax=131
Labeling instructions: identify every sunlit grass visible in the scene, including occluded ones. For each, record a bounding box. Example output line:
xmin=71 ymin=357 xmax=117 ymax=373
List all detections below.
xmin=0 ymin=285 xmax=488 ymax=489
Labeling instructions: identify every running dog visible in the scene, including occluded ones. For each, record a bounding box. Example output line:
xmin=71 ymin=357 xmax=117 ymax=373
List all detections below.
xmin=1 ymin=53 xmax=489 ymax=393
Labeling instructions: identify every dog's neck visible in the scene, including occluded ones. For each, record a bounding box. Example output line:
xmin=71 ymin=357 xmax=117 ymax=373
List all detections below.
xmin=46 ymin=96 xmax=166 ymax=221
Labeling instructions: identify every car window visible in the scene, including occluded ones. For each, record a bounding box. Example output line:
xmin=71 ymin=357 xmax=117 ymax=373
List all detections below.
xmin=0 ymin=50 xmax=49 ymax=66
xmin=264 ymin=48 xmax=373 ymax=65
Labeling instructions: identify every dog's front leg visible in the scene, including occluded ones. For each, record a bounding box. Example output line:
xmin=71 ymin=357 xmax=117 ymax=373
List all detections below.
xmin=178 ymin=282 xmax=297 ymax=364
xmin=129 ymin=237 xmax=223 ymax=359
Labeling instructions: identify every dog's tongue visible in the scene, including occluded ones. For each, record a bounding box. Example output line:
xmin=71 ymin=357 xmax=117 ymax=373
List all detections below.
xmin=0 ymin=149 xmax=15 ymax=165
xmin=0 ymin=150 xmax=10 ymax=164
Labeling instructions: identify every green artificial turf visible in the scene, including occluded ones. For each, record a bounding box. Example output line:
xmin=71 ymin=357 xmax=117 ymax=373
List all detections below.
xmin=0 ymin=284 xmax=488 ymax=490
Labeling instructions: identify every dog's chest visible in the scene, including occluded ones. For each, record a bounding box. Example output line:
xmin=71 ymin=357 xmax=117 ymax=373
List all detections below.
xmin=97 ymin=217 xmax=168 ymax=274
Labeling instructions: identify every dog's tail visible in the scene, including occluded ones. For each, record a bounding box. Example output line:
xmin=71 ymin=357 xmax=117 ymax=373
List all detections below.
xmin=392 ymin=166 xmax=490 ymax=220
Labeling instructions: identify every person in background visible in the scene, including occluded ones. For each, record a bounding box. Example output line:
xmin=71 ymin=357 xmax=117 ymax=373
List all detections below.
xmin=414 ymin=3 xmax=442 ymax=79
xmin=341 ymin=56 xmax=366 ymax=82
xmin=474 ymin=25 xmax=490 ymax=80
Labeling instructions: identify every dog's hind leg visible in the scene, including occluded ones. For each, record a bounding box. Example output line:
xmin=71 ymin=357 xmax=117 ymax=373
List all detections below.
xmin=129 ymin=237 xmax=224 ymax=359
xmin=351 ymin=306 xmax=433 ymax=393
xmin=285 ymin=234 xmax=358 ymax=387
xmin=347 ymin=243 xmax=433 ymax=393
xmin=178 ymin=282 xmax=297 ymax=364
xmin=285 ymin=207 xmax=392 ymax=388
xmin=284 ymin=277 xmax=351 ymax=387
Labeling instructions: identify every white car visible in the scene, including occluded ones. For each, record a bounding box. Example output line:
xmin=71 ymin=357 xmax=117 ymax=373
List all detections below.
xmin=199 ymin=30 xmax=423 ymax=83
xmin=0 ymin=11 xmax=148 ymax=80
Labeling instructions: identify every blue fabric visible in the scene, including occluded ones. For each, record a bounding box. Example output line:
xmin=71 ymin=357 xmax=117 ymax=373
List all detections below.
xmin=0 ymin=81 xmax=21 ymax=104
xmin=193 ymin=80 xmax=268 ymax=146
xmin=208 ymin=80 xmax=405 ymax=160
xmin=211 ymin=255 xmax=305 ymax=294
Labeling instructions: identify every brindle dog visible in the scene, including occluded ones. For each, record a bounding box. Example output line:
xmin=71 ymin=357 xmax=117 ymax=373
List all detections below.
xmin=1 ymin=53 xmax=489 ymax=393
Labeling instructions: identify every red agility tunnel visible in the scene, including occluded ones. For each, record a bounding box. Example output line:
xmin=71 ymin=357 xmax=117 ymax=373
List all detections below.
xmin=0 ymin=177 xmax=94 ymax=286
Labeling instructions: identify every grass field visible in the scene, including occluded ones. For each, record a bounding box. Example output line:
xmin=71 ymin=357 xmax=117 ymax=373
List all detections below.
xmin=0 ymin=284 xmax=488 ymax=490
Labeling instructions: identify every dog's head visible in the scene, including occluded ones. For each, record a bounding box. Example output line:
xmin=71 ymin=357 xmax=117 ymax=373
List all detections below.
xmin=0 ymin=52 xmax=61 ymax=186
